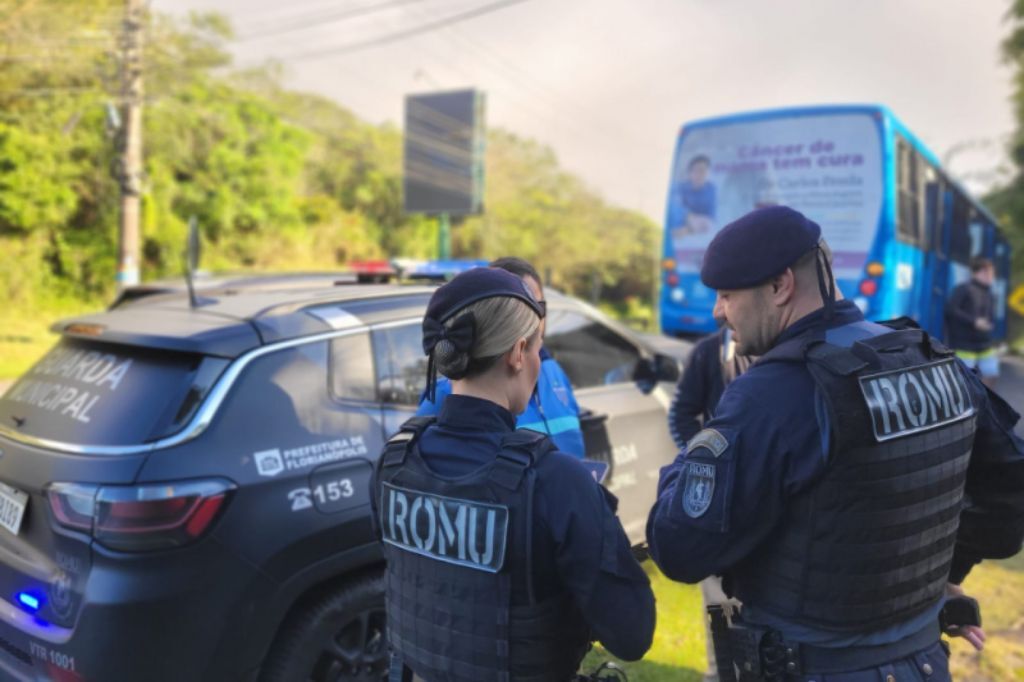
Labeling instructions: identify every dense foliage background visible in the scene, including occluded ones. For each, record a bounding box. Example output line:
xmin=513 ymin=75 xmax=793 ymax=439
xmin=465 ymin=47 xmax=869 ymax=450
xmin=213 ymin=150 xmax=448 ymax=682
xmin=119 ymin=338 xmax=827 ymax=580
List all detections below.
xmin=0 ymin=1 xmax=658 ymax=323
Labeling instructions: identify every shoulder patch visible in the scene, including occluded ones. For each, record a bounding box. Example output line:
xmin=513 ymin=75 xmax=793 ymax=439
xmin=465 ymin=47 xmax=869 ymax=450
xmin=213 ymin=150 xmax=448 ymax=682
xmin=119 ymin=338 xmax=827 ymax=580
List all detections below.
xmin=682 ymin=461 xmax=716 ymax=518
xmin=687 ymin=428 xmax=729 ymax=458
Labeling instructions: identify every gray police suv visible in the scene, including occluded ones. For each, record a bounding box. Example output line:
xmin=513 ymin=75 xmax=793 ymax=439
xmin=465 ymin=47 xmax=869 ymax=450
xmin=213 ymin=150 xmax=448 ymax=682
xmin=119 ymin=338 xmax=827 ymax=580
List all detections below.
xmin=0 ymin=273 xmax=682 ymax=682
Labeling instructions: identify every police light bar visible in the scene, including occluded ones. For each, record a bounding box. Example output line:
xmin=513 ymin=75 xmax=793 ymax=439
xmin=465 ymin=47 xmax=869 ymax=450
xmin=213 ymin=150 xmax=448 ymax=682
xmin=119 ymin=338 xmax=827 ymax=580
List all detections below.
xmin=399 ymin=259 xmax=489 ymax=281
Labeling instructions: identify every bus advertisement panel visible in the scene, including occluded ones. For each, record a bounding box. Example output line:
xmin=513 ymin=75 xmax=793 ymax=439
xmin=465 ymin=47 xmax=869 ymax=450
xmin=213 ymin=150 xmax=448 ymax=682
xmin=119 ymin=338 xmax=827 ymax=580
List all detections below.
xmin=663 ymin=112 xmax=883 ymax=335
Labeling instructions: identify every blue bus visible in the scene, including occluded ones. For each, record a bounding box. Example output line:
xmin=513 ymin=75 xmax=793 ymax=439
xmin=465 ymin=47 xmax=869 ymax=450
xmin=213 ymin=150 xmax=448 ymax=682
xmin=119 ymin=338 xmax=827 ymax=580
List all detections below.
xmin=659 ymin=104 xmax=1010 ymax=343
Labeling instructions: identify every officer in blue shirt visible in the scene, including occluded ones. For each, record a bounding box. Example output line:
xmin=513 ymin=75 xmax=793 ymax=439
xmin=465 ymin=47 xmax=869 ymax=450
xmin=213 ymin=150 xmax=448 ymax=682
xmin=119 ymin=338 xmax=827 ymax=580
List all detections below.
xmin=647 ymin=206 xmax=1024 ymax=680
xmin=375 ymin=267 xmax=654 ymax=682
xmin=417 ymin=257 xmax=586 ymax=458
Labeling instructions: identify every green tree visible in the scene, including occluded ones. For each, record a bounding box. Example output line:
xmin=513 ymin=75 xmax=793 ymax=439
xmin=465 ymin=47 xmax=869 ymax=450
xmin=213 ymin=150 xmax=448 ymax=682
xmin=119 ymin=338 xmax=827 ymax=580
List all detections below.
xmin=987 ymin=1 xmax=1024 ymax=275
xmin=456 ymin=130 xmax=658 ymax=305
xmin=0 ymin=0 xmax=658 ymax=324
xmin=0 ymin=0 xmax=121 ymax=304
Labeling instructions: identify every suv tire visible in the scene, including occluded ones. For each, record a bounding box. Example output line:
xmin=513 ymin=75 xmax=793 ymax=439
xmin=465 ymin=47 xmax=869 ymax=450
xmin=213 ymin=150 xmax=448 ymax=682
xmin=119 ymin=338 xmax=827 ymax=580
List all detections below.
xmin=260 ymin=570 xmax=389 ymax=682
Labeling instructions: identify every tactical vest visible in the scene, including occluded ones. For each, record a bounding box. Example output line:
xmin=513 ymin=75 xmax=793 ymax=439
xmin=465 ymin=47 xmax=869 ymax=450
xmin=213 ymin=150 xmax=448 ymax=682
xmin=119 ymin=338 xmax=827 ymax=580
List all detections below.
xmin=731 ymin=323 xmax=977 ymax=631
xmin=376 ymin=417 xmax=591 ymax=682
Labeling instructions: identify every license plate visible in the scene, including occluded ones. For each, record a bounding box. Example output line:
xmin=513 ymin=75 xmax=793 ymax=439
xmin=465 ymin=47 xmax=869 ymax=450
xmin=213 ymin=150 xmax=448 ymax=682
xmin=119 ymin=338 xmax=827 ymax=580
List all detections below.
xmin=0 ymin=483 xmax=28 ymax=537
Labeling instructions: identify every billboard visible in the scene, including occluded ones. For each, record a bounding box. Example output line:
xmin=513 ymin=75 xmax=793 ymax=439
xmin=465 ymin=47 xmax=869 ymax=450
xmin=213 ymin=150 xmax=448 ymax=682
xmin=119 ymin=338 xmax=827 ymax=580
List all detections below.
xmin=668 ymin=113 xmax=883 ymax=280
xmin=403 ymin=89 xmax=486 ymax=215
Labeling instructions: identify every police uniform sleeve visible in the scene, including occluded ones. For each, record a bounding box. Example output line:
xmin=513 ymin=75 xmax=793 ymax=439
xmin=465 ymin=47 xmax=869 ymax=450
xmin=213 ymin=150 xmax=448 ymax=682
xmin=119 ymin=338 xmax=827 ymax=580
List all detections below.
xmin=536 ymin=456 xmax=655 ymax=662
xmin=647 ymin=381 xmax=812 ymax=584
xmin=948 ymin=373 xmax=1024 ymax=583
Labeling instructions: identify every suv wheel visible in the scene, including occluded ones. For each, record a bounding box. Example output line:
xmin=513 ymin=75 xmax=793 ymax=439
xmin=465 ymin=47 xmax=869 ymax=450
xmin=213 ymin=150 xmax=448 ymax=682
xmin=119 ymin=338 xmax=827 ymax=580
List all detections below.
xmin=261 ymin=570 xmax=389 ymax=682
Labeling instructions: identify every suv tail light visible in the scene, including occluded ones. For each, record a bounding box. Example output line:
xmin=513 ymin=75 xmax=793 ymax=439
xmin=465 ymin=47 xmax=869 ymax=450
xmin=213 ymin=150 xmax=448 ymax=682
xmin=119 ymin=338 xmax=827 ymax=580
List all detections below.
xmin=47 ymin=479 xmax=234 ymax=552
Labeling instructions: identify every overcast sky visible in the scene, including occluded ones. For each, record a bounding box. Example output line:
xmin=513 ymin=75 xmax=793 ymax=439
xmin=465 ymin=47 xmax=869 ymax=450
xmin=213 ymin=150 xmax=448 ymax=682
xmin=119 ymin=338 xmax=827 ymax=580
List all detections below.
xmin=153 ymin=0 xmax=1018 ymax=222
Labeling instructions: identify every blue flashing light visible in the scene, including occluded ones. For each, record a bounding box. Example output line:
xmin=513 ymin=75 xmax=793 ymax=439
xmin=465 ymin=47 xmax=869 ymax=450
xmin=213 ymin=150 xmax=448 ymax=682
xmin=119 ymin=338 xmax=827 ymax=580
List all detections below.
xmin=407 ymin=259 xmax=488 ymax=279
xmin=16 ymin=592 xmax=41 ymax=612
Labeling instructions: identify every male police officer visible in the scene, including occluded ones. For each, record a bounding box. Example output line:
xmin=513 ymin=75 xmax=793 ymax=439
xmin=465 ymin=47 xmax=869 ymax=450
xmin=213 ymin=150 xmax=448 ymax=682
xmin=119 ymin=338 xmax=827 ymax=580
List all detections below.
xmin=647 ymin=206 xmax=1024 ymax=680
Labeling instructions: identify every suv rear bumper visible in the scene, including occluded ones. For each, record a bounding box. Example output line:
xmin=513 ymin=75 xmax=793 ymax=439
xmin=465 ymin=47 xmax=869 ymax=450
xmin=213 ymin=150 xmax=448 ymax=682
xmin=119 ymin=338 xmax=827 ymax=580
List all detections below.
xmin=0 ymin=538 xmax=268 ymax=682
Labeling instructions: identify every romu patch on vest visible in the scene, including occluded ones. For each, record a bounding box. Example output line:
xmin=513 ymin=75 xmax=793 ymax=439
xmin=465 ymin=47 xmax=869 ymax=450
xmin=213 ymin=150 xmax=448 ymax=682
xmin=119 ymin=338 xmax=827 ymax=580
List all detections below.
xmin=380 ymin=482 xmax=509 ymax=573
xmin=858 ymin=358 xmax=974 ymax=442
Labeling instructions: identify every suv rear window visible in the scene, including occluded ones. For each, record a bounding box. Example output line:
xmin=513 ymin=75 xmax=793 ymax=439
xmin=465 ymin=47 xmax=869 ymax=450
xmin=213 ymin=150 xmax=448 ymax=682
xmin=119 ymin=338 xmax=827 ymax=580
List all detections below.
xmin=0 ymin=338 xmax=228 ymax=448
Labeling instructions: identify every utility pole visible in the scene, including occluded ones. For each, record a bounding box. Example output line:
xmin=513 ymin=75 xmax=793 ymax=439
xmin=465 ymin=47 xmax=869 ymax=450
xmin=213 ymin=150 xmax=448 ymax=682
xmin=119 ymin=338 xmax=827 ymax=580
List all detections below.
xmin=437 ymin=213 xmax=451 ymax=260
xmin=117 ymin=0 xmax=144 ymax=290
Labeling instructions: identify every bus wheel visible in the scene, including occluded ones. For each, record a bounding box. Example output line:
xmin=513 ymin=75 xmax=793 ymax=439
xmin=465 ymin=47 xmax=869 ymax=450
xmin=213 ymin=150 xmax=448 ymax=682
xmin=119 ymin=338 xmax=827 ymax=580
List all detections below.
xmin=261 ymin=570 xmax=388 ymax=682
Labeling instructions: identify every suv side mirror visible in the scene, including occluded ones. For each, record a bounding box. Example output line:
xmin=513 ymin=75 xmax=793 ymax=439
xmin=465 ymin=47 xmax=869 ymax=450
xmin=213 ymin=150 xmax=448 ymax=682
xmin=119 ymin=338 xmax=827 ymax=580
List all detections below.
xmin=632 ymin=353 xmax=680 ymax=394
xmin=654 ymin=353 xmax=680 ymax=383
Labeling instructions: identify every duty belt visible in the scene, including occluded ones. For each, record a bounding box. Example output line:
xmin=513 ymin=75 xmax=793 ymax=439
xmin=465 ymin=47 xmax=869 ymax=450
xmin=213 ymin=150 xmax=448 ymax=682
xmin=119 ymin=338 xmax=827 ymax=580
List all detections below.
xmin=709 ymin=606 xmax=941 ymax=679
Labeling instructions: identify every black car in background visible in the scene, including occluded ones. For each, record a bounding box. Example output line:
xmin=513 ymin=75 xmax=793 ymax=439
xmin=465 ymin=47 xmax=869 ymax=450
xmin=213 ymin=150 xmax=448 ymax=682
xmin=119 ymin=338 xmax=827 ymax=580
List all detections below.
xmin=0 ymin=274 xmax=683 ymax=681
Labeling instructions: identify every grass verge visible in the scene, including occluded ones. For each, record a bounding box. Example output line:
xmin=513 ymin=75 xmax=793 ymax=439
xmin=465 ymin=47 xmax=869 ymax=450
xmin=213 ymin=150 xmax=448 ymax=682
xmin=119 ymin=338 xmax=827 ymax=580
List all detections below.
xmin=0 ymin=300 xmax=103 ymax=381
xmin=582 ymin=565 xmax=705 ymax=681
xmin=0 ymin=315 xmax=60 ymax=381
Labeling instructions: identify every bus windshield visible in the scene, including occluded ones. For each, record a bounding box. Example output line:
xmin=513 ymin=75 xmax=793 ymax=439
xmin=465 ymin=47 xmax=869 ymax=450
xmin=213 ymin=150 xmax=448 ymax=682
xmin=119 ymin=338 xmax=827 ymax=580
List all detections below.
xmin=668 ymin=112 xmax=883 ymax=281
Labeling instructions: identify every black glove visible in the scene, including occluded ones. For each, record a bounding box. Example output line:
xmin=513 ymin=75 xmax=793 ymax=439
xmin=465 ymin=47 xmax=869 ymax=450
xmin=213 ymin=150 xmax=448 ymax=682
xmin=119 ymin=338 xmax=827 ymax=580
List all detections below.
xmin=939 ymin=595 xmax=981 ymax=634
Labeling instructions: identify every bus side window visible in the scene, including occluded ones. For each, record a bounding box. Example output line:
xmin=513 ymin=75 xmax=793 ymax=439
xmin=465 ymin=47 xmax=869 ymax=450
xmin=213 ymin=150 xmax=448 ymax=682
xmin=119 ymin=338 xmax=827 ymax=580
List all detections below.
xmin=896 ymin=138 xmax=926 ymax=248
xmin=925 ymin=179 xmax=943 ymax=253
xmin=968 ymin=221 xmax=986 ymax=258
xmin=949 ymin=194 xmax=972 ymax=265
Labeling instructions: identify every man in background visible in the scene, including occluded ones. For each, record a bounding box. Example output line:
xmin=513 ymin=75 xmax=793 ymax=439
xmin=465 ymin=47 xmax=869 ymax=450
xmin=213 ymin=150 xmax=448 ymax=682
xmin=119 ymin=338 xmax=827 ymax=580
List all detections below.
xmin=945 ymin=256 xmax=999 ymax=388
xmin=668 ymin=314 xmax=753 ymax=449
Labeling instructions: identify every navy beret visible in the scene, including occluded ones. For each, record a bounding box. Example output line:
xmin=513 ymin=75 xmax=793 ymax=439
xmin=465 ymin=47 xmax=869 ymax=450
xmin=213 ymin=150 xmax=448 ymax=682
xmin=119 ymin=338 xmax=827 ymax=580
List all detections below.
xmin=700 ymin=205 xmax=821 ymax=290
xmin=424 ymin=267 xmax=543 ymax=329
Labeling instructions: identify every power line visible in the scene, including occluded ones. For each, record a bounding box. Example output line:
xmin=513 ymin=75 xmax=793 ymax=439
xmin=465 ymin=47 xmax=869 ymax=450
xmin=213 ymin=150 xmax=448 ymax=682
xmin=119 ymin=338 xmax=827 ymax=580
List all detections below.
xmin=0 ymin=54 xmax=114 ymax=65
xmin=0 ymin=0 xmax=40 ymax=32
xmin=5 ymin=34 xmax=118 ymax=46
xmin=377 ymin=1 xmax=664 ymax=160
xmin=370 ymin=8 xmax=610 ymax=154
xmin=0 ymin=86 xmax=102 ymax=97
xmin=232 ymin=0 xmax=345 ymax=29
xmin=283 ymin=0 xmax=530 ymax=62
xmin=389 ymin=8 xmax=658 ymax=161
xmin=237 ymin=0 xmax=425 ymax=42
xmin=336 ymin=1 xmax=588 ymax=143
xmin=438 ymin=21 xmax=665 ymax=156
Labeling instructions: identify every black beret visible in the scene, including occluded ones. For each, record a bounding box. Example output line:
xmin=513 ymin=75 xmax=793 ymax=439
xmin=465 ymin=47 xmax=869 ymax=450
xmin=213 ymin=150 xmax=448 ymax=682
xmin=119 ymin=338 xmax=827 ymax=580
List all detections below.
xmin=424 ymin=267 xmax=543 ymax=328
xmin=700 ymin=205 xmax=821 ymax=290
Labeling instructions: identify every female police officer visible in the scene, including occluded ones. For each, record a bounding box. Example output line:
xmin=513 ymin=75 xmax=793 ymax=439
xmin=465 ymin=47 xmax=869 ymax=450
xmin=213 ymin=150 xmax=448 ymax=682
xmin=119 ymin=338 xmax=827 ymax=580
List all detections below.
xmin=373 ymin=267 xmax=655 ymax=682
